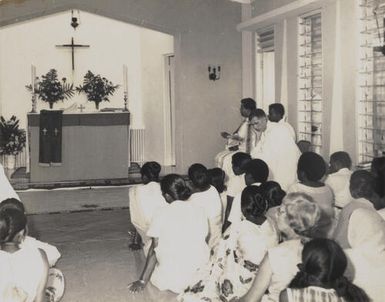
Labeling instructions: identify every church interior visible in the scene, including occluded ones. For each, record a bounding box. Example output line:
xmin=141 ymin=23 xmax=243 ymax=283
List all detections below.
xmin=1 ymin=0 xmax=385 ymax=301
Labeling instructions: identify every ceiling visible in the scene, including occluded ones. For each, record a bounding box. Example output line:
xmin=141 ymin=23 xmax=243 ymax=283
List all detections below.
xmin=228 ymin=0 xmax=251 ymax=3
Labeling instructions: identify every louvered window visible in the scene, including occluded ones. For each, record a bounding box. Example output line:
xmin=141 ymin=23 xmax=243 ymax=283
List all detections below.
xmin=358 ymin=0 xmax=385 ymax=163
xmin=297 ymin=13 xmax=323 ymax=154
xmin=255 ymin=27 xmax=275 ymax=111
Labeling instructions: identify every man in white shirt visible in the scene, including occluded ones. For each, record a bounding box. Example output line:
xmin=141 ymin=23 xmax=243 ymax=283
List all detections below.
xmin=250 ymin=109 xmax=300 ymax=191
xmin=325 ymin=151 xmax=353 ymax=209
xmin=215 ymin=98 xmax=257 ymax=177
xmin=268 ymin=103 xmax=296 ymax=141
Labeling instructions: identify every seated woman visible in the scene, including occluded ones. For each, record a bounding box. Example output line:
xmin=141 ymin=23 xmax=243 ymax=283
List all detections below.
xmin=227 ymin=159 xmax=269 ymax=228
xmin=128 ymin=174 xmax=210 ymax=294
xmin=333 ymin=170 xmax=385 ymax=301
xmin=325 ymin=151 xmax=353 ymax=209
xmin=240 ymin=192 xmax=330 ymax=302
xmin=0 ymin=198 xmax=64 ymax=302
xmin=188 ymin=164 xmax=222 ymax=250
xmin=261 ymin=181 xmax=286 ymax=231
xmin=208 ymin=168 xmax=227 ymax=222
xmin=287 ymin=152 xmax=334 ymax=219
xmin=128 ymin=161 xmax=167 ymax=253
xmin=280 ymin=238 xmax=369 ymax=302
xmin=223 ymin=152 xmax=251 ymax=233
xmin=179 ymin=185 xmax=278 ymax=302
xmin=260 ymin=181 xmax=286 ymax=208
xmin=0 ymin=208 xmax=49 ymax=302
xmin=333 ymin=170 xmax=385 ymax=250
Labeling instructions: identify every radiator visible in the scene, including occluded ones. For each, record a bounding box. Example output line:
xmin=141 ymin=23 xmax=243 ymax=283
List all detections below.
xmin=130 ymin=128 xmax=145 ymax=165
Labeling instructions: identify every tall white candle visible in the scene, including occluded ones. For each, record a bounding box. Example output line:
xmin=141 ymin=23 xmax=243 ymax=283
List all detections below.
xmin=123 ymin=64 xmax=128 ymax=93
xmin=31 ymin=65 xmax=36 ymax=93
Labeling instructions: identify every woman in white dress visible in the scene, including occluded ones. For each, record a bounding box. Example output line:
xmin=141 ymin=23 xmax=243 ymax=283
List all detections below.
xmin=178 ymin=185 xmax=278 ymax=302
xmin=333 ymin=170 xmax=385 ymax=302
xmin=188 ymin=164 xmax=222 ymax=250
xmin=128 ymin=174 xmax=210 ymax=294
xmin=0 ymin=208 xmax=49 ymax=302
xmin=240 ymin=192 xmax=329 ymax=302
xmin=280 ymin=238 xmax=369 ymax=302
xmin=0 ymin=198 xmax=64 ymax=302
xmin=287 ymin=152 xmax=334 ymax=219
xmin=129 ymin=161 xmax=167 ymax=253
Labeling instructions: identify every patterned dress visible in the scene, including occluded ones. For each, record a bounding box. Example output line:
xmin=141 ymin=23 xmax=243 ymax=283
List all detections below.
xmin=178 ymin=219 xmax=277 ymax=302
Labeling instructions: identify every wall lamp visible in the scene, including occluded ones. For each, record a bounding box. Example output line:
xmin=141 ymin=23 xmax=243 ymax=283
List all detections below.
xmin=208 ymin=65 xmax=221 ymax=81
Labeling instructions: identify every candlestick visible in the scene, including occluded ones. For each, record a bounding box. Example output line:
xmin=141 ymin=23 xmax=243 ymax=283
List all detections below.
xmin=123 ymin=64 xmax=128 ymax=93
xmin=123 ymin=91 xmax=128 ymax=112
xmin=31 ymin=65 xmax=36 ymax=93
xmin=31 ymin=94 xmax=37 ymax=113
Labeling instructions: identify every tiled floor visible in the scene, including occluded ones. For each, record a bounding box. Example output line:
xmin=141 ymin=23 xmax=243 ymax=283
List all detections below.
xmin=25 ymin=190 xmax=178 ymax=302
xmin=19 ymin=186 xmax=132 ymax=214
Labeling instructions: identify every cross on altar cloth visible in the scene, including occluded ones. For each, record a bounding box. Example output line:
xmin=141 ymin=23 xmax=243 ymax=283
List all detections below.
xmin=78 ymin=104 xmax=85 ymax=112
xmin=39 ymin=110 xmax=63 ymax=165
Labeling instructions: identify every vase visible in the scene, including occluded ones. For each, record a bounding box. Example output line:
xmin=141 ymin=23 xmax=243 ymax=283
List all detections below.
xmin=3 ymin=154 xmax=16 ymax=179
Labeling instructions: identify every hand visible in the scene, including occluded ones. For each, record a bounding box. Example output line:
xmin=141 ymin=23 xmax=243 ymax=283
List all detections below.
xmin=221 ymin=131 xmax=231 ymax=139
xmin=232 ymin=134 xmax=243 ymax=142
xmin=127 ymin=280 xmax=146 ymax=293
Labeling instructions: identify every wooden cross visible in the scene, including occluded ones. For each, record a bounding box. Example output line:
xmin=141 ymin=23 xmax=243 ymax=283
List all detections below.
xmin=77 ymin=104 xmax=85 ymax=112
xmin=56 ymin=37 xmax=90 ymax=70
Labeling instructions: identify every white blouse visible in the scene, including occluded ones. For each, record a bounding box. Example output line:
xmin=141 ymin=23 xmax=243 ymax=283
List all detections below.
xmin=147 ymin=200 xmax=210 ymax=293
xmin=0 ymin=245 xmax=46 ymax=302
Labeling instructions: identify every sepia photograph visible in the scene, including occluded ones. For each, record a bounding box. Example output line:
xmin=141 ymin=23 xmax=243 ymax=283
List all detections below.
xmin=0 ymin=0 xmax=384 ymax=301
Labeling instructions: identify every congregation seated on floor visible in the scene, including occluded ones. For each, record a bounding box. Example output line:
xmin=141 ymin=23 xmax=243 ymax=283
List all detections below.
xmin=2 ymin=102 xmax=385 ymax=302
xmin=126 ymin=103 xmax=385 ymax=302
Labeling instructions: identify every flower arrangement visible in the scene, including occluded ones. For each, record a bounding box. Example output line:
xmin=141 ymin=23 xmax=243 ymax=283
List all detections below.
xmin=76 ymin=71 xmax=119 ymax=109
xmin=0 ymin=116 xmax=26 ymax=156
xmin=26 ymin=69 xmax=74 ymax=109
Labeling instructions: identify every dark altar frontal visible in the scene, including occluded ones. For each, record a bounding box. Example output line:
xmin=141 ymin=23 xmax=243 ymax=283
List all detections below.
xmin=28 ymin=112 xmax=130 ymax=183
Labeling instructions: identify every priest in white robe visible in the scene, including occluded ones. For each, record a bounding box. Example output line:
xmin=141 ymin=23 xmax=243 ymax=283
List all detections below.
xmin=250 ymin=109 xmax=300 ymax=191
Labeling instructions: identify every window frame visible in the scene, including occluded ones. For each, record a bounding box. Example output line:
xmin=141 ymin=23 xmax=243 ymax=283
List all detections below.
xmin=297 ymin=10 xmax=323 ymax=154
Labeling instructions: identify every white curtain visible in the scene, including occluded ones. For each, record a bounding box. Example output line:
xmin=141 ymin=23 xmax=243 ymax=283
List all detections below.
xmin=329 ymin=0 xmax=344 ymax=154
xmin=280 ymin=19 xmax=289 ymax=119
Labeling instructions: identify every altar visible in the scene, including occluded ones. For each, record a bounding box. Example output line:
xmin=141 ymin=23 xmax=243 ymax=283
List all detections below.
xmin=28 ymin=112 xmax=130 ymax=183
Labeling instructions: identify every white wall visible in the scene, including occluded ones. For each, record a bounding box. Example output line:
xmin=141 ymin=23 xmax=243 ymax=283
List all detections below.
xmin=0 ymin=1 xmax=243 ymax=173
xmin=246 ymin=0 xmax=358 ymax=163
xmin=140 ymin=29 xmax=174 ymax=163
xmin=0 ymin=10 xmax=173 ymax=164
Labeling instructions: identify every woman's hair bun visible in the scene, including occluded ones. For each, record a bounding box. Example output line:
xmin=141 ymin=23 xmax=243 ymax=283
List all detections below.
xmin=178 ymin=186 xmax=191 ymax=201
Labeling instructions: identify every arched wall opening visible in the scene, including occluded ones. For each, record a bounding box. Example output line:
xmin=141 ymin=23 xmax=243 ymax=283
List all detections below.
xmin=0 ymin=10 xmax=175 ymax=166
